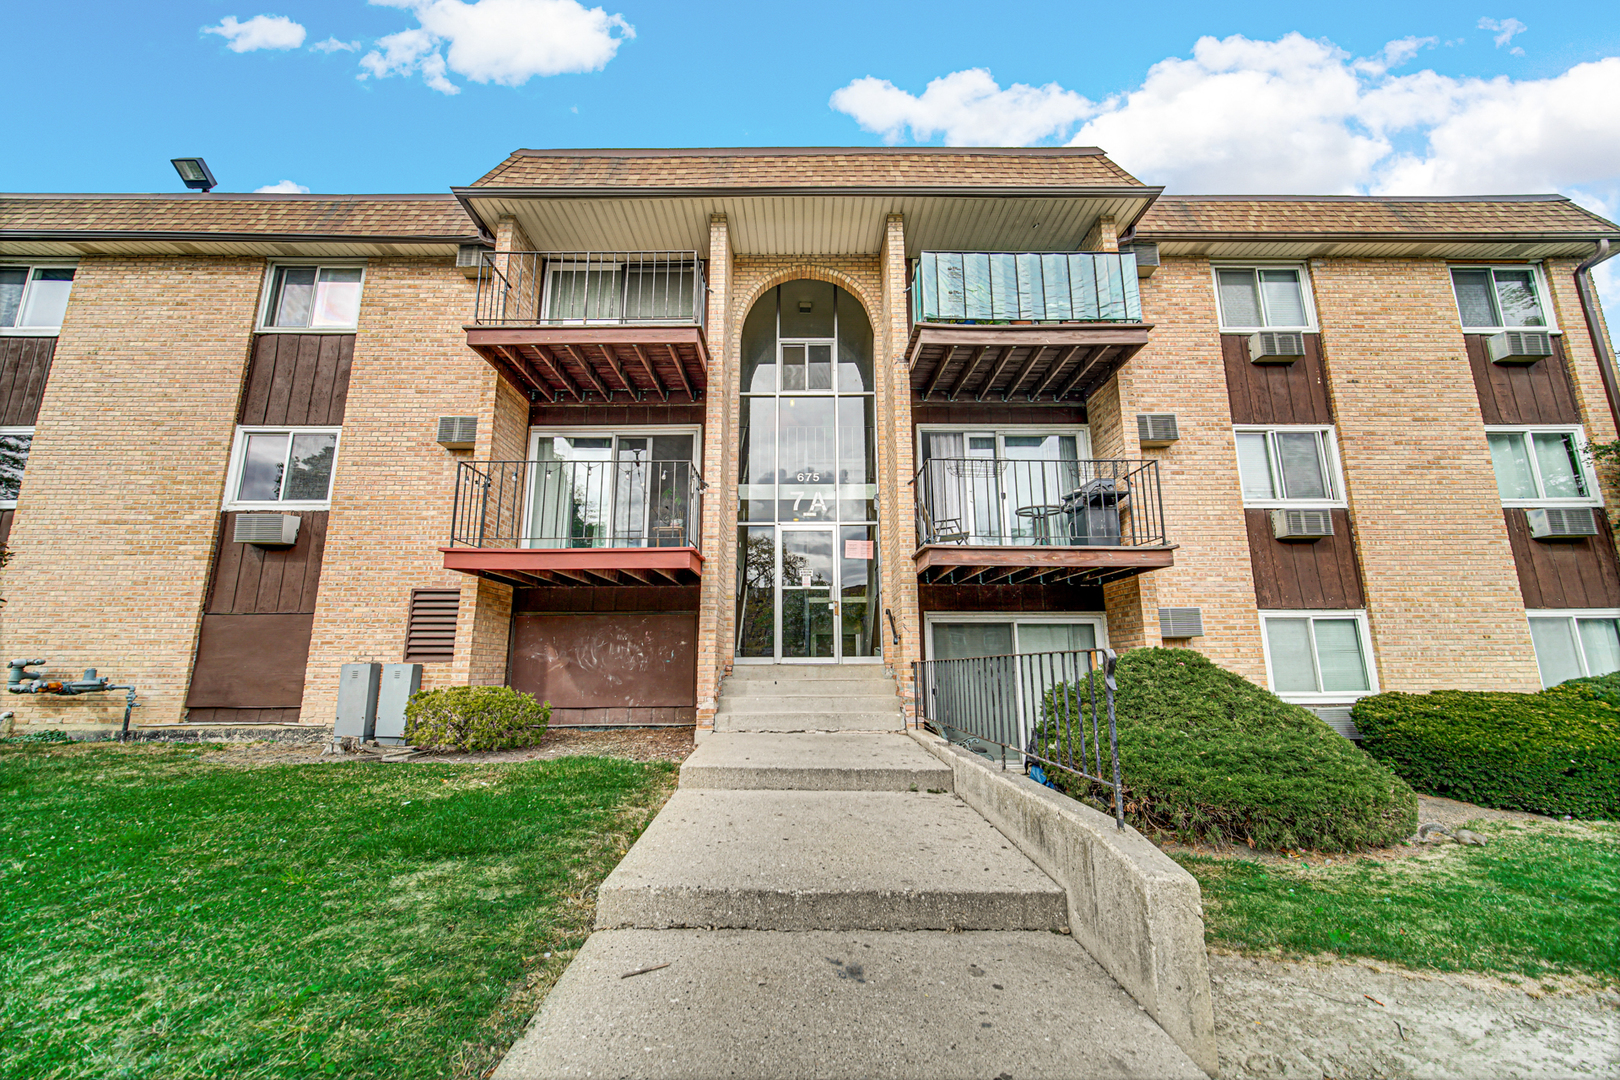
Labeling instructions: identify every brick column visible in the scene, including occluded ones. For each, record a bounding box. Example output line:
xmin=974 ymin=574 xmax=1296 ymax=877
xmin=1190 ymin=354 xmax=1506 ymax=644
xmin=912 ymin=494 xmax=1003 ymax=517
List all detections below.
xmin=1088 ymin=367 xmax=1162 ymax=649
xmin=878 ymin=214 xmax=923 ymax=698
xmin=695 ymin=214 xmax=733 ymax=726
xmin=1310 ymin=257 xmax=1539 ymax=692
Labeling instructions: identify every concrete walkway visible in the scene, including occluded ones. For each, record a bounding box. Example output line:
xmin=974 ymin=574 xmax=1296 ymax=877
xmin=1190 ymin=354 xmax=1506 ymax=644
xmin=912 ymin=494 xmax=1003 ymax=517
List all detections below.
xmin=493 ymin=667 xmax=1203 ymax=1079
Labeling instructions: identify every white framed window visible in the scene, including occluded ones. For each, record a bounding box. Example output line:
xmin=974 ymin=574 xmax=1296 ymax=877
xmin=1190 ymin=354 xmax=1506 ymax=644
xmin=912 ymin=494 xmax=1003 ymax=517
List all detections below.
xmin=259 ymin=263 xmax=365 ymax=331
xmin=1234 ymin=426 xmax=1344 ymax=507
xmin=1449 ymin=265 xmax=1557 ymax=333
xmin=1483 ymin=426 xmax=1599 ymax=506
xmin=0 ymin=426 xmax=34 ymax=509
xmin=0 ymin=262 xmax=76 ymax=334
xmin=223 ymin=427 xmax=341 ymax=509
xmin=525 ymin=426 xmax=702 ymax=548
xmin=916 ymin=426 xmax=1097 ymax=545
xmin=1261 ymin=611 xmax=1377 ymax=702
xmin=923 ymin=611 xmax=1109 ymax=660
xmin=1527 ymin=610 xmax=1620 ymax=688
xmin=1212 ymin=265 xmax=1315 ymax=331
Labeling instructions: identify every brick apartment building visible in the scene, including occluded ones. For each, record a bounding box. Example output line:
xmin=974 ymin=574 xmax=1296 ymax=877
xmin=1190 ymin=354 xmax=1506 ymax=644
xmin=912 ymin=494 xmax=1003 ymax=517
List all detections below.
xmin=1 ymin=146 xmax=1617 ymax=738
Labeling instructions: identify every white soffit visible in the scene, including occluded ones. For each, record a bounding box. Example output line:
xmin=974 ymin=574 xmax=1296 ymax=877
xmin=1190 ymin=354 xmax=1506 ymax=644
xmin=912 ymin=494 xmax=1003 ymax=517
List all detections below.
xmin=463 ymin=194 xmax=1154 ymax=256
xmin=1150 ymin=238 xmax=1604 ymax=260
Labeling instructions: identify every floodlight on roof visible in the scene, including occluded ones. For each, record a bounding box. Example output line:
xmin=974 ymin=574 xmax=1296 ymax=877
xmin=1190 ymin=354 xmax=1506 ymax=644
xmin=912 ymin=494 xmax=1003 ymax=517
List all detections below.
xmin=171 ymin=157 xmax=217 ymax=193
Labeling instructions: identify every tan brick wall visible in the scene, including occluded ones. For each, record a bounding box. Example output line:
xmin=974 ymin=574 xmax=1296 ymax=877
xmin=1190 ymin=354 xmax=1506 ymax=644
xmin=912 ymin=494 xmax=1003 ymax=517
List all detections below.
xmin=300 ymin=257 xmax=499 ymax=723
xmin=695 ymin=215 xmax=733 ymax=723
xmin=878 ymin=216 xmax=922 ymax=696
xmin=1127 ymin=256 xmax=1267 ymax=681
xmin=3 ymin=255 xmax=263 ymax=725
xmin=1309 ymin=257 xmax=1540 ymax=691
xmin=1087 ymin=368 xmax=1163 ymax=649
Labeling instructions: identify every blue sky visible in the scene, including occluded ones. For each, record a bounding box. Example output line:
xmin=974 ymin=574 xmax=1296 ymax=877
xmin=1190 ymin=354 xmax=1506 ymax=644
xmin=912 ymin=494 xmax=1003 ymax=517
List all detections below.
xmin=4 ymin=1 xmax=1617 ymax=302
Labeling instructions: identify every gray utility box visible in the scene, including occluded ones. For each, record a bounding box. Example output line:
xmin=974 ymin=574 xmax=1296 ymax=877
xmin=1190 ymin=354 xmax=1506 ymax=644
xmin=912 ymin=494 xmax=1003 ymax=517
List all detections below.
xmin=335 ymin=663 xmax=381 ymax=739
xmin=375 ymin=663 xmax=422 ymax=745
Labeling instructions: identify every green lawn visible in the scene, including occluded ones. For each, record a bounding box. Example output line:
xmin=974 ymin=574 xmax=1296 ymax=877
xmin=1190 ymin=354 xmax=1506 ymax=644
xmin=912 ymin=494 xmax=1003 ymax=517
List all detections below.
xmin=0 ymin=742 xmax=677 ymax=1080
xmin=1178 ymin=821 xmax=1620 ymax=984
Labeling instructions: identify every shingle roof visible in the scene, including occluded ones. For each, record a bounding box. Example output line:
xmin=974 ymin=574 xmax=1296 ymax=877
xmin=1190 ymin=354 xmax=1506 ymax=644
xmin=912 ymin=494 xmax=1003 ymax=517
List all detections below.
xmin=1136 ymin=195 xmax=1620 ymax=239
xmin=0 ymin=193 xmax=480 ymax=240
xmin=468 ymin=147 xmax=1147 ymax=191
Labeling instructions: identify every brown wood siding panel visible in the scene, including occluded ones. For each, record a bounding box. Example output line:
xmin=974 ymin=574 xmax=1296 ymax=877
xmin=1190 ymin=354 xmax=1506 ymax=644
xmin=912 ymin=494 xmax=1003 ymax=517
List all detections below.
xmin=241 ymin=334 xmax=356 ymax=425
xmin=1504 ymin=508 xmax=1620 ymax=609
xmin=910 ymin=404 xmax=1088 ymax=427
xmin=1246 ymin=509 xmax=1364 ymax=609
xmin=185 ymin=613 xmax=314 ymax=709
xmin=185 ymin=706 xmax=302 ymax=725
xmin=1222 ymin=333 xmax=1333 ymax=425
xmin=205 ymin=511 xmax=327 ymax=614
xmin=509 ymin=612 xmax=697 ymax=709
xmin=1465 ymin=334 xmax=1581 ymax=425
xmin=512 ymin=585 xmax=702 ymax=613
xmin=917 ymin=583 xmax=1106 ymax=612
xmin=528 ymin=404 xmax=705 ymax=427
xmin=0 ymin=336 xmax=56 ymax=426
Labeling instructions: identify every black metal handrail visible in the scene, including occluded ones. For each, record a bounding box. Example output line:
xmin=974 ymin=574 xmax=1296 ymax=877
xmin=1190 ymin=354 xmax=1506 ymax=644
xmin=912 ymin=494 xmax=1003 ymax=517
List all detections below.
xmin=913 ymin=457 xmax=1166 ymax=549
xmin=450 ymin=458 xmax=703 ymax=549
xmin=913 ymin=648 xmax=1124 ymax=829
xmin=473 ymin=251 xmax=705 ymax=327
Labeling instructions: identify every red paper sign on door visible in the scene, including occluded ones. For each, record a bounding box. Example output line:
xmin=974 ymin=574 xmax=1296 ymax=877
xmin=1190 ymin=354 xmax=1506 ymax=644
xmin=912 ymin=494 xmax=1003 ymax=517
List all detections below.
xmin=844 ymin=539 xmax=875 ymax=560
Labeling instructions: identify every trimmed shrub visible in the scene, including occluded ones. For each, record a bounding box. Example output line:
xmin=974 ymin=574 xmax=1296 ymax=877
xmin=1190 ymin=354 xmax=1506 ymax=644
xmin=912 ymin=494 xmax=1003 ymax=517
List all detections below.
xmin=1353 ymin=682 xmax=1620 ymax=818
xmin=1036 ymin=648 xmax=1417 ymax=852
xmin=403 ymin=686 xmax=551 ymax=753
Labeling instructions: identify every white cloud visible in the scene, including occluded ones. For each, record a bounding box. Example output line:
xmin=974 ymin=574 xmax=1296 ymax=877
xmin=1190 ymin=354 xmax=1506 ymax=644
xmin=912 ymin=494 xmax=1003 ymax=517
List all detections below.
xmin=203 ymin=14 xmax=307 ymax=52
xmin=360 ymin=0 xmax=633 ymax=95
xmin=255 ymin=180 xmax=311 ymax=193
xmin=829 ymin=69 xmax=1093 ymax=146
xmin=1479 ymin=17 xmax=1528 ymax=49
xmin=311 ymin=37 xmax=361 ymax=53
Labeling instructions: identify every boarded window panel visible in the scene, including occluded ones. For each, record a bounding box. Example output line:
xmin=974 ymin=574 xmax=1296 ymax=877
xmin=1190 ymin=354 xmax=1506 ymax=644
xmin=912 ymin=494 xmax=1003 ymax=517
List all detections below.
xmin=405 ymin=588 xmax=460 ymax=662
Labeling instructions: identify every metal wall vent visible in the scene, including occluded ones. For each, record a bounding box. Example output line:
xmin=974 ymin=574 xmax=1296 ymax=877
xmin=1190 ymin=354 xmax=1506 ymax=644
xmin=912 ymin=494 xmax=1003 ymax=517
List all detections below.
xmin=1123 ymin=242 xmax=1160 ymax=277
xmin=1487 ymin=330 xmax=1555 ymax=364
xmin=456 ymin=243 xmax=491 ymax=278
xmin=1136 ymin=413 xmax=1180 ymax=447
xmin=233 ymin=513 xmax=299 ymax=546
xmin=1271 ymin=508 xmax=1334 ymax=541
xmin=1248 ymin=331 xmax=1306 ymax=364
xmin=1526 ymin=506 xmax=1600 ymax=540
xmin=404 ymin=588 xmax=460 ymax=663
xmin=1158 ymin=607 xmax=1205 ymax=638
xmin=436 ymin=416 xmax=477 ymax=449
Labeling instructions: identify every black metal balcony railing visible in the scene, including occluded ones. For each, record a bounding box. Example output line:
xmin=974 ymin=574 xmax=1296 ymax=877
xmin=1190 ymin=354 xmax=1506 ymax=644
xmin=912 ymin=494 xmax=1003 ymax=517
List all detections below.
xmin=914 ymin=648 xmax=1125 ymax=830
xmin=912 ymin=251 xmax=1142 ymax=324
xmin=473 ymin=251 xmax=705 ymax=327
xmin=450 ymin=459 xmax=704 ymax=549
xmin=914 ymin=458 xmax=1166 ymax=548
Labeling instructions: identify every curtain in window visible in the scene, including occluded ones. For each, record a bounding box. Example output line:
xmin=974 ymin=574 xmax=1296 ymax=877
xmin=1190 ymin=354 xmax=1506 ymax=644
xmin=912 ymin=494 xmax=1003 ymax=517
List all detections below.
xmin=1487 ymin=433 xmax=1538 ymax=499
xmin=1451 ymin=270 xmax=1499 ymax=327
xmin=1236 ymin=433 xmax=1277 ymax=500
xmin=1258 ymin=270 xmax=1306 ymax=326
xmin=1577 ymin=619 xmax=1620 ymax=678
xmin=1313 ymin=619 xmax=1370 ymax=692
xmin=1275 ymin=432 xmax=1329 ymax=500
xmin=547 ymin=267 xmax=622 ymax=321
xmin=921 ymin=432 xmax=968 ymax=542
xmin=1265 ymin=619 xmax=1318 ymax=692
xmin=1217 ymin=270 xmax=1263 ymax=326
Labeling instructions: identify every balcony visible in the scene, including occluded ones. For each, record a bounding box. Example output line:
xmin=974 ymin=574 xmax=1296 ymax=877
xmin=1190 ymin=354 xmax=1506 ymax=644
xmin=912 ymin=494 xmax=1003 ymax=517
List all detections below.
xmin=442 ymin=458 xmax=705 ymax=586
xmin=465 ymin=251 xmax=709 ymax=403
xmin=907 ymin=251 xmax=1151 ymax=403
xmin=913 ymin=457 xmax=1173 ymax=585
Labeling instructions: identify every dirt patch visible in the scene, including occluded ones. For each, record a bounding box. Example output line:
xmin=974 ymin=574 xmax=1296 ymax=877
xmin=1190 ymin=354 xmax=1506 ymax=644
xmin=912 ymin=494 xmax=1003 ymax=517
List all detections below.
xmin=1210 ymin=951 xmax=1620 ymax=1079
xmin=197 ymin=727 xmax=695 ymax=767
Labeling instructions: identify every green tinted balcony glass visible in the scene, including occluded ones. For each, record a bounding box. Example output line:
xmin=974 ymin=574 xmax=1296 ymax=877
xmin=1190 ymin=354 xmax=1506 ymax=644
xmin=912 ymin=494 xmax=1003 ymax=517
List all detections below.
xmin=912 ymin=251 xmax=1141 ymax=324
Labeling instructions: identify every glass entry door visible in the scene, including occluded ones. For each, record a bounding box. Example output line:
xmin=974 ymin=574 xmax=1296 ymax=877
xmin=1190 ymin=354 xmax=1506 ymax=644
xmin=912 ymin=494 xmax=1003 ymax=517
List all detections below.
xmin=780 ymin=527 xmax=837 ymax=661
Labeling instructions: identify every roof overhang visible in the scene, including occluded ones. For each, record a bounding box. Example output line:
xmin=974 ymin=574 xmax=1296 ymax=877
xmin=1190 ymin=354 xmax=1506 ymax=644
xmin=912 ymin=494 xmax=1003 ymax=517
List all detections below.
xmin=913 ymin=543 xmax=1175 ymax=586
xmin=453 ymin=187 xmax=1162 ymax=258
xmin=442 ymin=545 xmax=703 ymax=587
xmin=1139 ymin=233 xmax=1615 ymax=261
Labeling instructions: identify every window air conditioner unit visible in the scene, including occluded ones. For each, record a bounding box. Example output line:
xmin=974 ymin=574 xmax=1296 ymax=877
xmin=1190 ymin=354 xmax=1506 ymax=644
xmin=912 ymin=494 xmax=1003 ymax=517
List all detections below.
xmin=1487 ymin=330 xmax=1555 ymax=365
xmin=436 ymin=416 xmax=477 ymax=449
xmin=1270 ymin=508 xmax=1334 ymax=541
xmin=1158 ymin=607 xmax=1205 ymax=638
xmin=1525 ymin=506 xmax=1600 ymax=540
xmin=456 ymin=243 xmax=492 ymax=279
xmin=1123 ymin=242 xmax=1159 ymax=277
xmin=1249 ymin=331 xmax=1306 ymax=363
xmin=234 ymin=513 xmax=300 ymax=546
xmin=1136 ymin=413 xmax=1180 ymax=447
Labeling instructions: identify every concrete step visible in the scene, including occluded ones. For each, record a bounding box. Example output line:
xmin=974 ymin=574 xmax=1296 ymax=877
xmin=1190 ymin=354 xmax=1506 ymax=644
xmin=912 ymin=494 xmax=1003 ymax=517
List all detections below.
xmin=726 ymin=663 xmax=893 ymax=680
xmin=595 ymin=789 xmax=1067 ymax=932
xmin=491 ymin=928 xmax=1205 ymax=1080
xmin=713 ymin=709 xmax=904 ymax=732
xmin=680 ymin=733 xmax=953 ymax=792
xmin=717 ymin=693 xmax=901 ymax=714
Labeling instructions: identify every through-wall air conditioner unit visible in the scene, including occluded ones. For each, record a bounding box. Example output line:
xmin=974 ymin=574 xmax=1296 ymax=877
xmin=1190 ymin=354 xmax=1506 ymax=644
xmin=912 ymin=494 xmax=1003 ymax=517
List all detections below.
xmin=456 ymin=243 xmax=492 ymax=279
xmin=1123 ymin=242 xmax=1159 ymax=277
xmin=1270 ymin=508 xmax=1335 ymax=541
xmin=1487 ymin=330 xmax=1555 ymax=364
xmin=233 ymin=513 xmax=300 ymax=546
xmin=1158 ymin=607 xmax=1205 ymax=638
xmin=1136 ymin=413 xmax=1180 ymax=448
xmin=1248 ymin=331 xmax=1306 ymax=364
xmin=1525 ymin=506 xmax=1600 ymax=540
xmin=436 ymin=416 xmax=477 ymax=450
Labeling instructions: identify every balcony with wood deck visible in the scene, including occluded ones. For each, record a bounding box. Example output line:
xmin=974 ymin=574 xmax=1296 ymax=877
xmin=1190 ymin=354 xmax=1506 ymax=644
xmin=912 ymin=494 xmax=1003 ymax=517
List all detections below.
xmin=464 ymin=251 xmax=708 ymax=403
xmin=442 ymin=457 xmax=704 ymax=586
xmin=913 ymin=456 xmax=1173 ymax=586
xmin=907 ymin=250 xmax=1151 ymax=403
